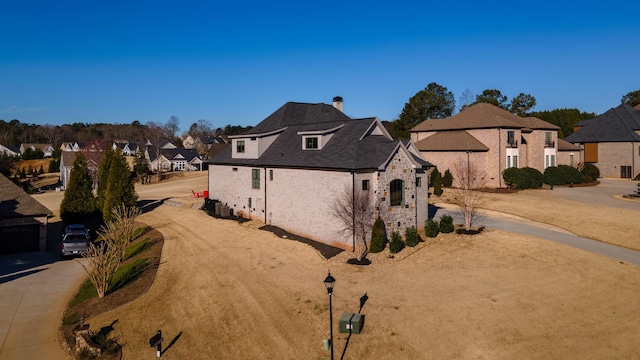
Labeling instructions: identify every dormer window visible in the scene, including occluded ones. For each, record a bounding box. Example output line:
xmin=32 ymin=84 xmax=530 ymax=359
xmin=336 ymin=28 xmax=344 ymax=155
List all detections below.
xmin=305 ymin=137 xmax=319 ymax=150
xmin=237 ymin=140 xmax=245 ymax=153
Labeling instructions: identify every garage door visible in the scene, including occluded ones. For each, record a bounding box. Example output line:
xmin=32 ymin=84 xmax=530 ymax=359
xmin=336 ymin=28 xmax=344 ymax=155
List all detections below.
xmin=0 ymin=225 xmax=40 ymax=255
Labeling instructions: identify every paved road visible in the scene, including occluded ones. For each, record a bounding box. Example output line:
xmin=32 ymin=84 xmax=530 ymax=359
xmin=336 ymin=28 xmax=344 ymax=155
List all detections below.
xmin=434 ymin=179 xmax=640 ymax=266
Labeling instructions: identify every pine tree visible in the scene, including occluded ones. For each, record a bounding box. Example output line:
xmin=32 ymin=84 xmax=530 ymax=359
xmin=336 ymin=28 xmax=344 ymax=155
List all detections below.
xmin=102 ymin=150 xmax=138 ymax=221
xmin=369 ymin=217 xmax=386 ymax=253
xmin=60 ymin=152 xmax=96 ymax=221
xmin=96 ymin=147 xmax=115 ymax=212
xmin=432 ymin=169 xmax=443 ymax=196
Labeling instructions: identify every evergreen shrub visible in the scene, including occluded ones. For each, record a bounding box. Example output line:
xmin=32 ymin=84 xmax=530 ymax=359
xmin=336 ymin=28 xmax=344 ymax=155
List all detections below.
xmin=369 ymin=217 xmax=386 ymax=253
xmin=425 ymin=218 xmax=439 ymax=238
xmin=389 ymin=231 xmax=405 ymax=254
xmin=405 ymin=226 xmax=421 ymax=247
xmin=439 ymin=214 xmax=454 ymax=233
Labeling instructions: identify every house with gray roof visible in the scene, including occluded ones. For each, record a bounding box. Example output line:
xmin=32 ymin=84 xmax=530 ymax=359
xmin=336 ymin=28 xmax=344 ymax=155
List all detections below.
xmin=565 ymin=103 xmax=640 ymax=179
xmin=0 ymin=174 xmax=52 ymax=254
xmin=410 ymin=103 xmax=577 ymax=188
xmin=206 ymin=99 xmax=432 ymax=250
xmin=145 ymin=147 xmax=203 ymax=172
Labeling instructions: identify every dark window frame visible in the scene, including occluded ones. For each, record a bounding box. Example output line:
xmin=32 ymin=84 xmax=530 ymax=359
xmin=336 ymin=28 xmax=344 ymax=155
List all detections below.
xmin=390 ymin=179 xmax=405 ymax=206
xmin=252 ymin=169 xmax=260 ymax=189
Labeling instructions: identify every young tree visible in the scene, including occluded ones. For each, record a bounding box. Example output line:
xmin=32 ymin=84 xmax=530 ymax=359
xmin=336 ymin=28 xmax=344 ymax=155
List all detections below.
xmin=60 ymin=152 xmax=96 ymax=221
xmin=369 ymin=217 xmax=386 ymax=253
xmin=0 ymin=153 xmax=18 ymax=178
xmin=102 ymin=150 xmax=138 ymax=221
xmin=99 ymin=205 xmax=141 ymax=261
xmin=78 ymin=239 xmax=121 ymax=299
xmin=451 ymin=159 xmax=487 ymax=231
xmin=394 ymin=82 xmax=456 ymax=139
xmin=330 ymin=186 xmax=377 ymax=260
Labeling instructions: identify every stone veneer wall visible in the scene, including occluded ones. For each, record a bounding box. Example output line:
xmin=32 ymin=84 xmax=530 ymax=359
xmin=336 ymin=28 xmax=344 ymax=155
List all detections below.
xmin=376 ymin=150 xmax=419 ymax=236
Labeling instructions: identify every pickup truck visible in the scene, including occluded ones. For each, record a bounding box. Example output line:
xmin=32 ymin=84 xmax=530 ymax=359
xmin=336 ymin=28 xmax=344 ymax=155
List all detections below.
xmin=61 ymin=224 xmax=91 ymax=258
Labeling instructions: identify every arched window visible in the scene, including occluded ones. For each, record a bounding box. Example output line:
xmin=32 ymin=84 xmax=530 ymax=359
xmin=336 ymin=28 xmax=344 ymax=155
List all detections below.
xmin=390 ymin=179 xmax=404 ymax=206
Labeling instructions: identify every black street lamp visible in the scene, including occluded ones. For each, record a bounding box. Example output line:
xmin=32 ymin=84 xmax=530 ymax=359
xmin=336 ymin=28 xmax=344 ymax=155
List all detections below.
xmin=324 ymin=271 xmax=335 ymax=360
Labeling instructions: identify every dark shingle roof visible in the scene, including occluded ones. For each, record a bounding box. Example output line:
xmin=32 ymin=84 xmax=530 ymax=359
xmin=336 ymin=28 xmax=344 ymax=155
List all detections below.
xmin=565 ymin=104 xmax=640 ymax=143
xmin=0 ymin=175 xmax=52 ymax=218
xmin=159 ymin=148 xmax=200 ymax=161
xmin=410 ymin=103 xmax=559 ymax=132
xmin=245 ymin=102 xmax=351 ymax=134
xmin=209 ymin=102 xmax=431 ymax=171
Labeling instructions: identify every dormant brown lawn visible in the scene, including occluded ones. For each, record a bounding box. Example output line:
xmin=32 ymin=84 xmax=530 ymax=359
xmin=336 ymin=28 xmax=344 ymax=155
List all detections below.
xmin=87 ymin=185 xmax=640 ymax=359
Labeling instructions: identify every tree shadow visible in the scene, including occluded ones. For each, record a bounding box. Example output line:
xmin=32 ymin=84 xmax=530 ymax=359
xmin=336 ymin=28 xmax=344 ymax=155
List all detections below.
xmin=428 ymin=204 xmax=441 ymax=219
xmin=98 ymin=319 xmax=119 ymax=338
xmin=161 ymin=331 xmax=183 ymax=355
xmin=138 ymin=198 xmax=170 ymax=214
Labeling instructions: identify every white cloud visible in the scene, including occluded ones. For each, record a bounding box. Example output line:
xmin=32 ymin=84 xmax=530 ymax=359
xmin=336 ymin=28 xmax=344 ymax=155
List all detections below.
xmin=1 ymin=105 xmax=40 ymax=114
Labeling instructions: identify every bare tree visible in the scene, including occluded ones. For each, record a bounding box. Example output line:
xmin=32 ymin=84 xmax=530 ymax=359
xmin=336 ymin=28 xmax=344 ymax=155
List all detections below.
xmin=330 ymin=185 xmax=377 ymax=260
xmin=144 ymin=121 xmax=170 ymax=182
xmin=99 ymin=204 xmax=141 ymax=261
xmin=78 ymin=242 xmax=121 ymax=298
xmin=451 ymin=158 xmax=487 ymax=231
xmin=40 ymin=124 xmax=62 ymax=148
xmin=458 ymin=88 xmax=475 ymax=112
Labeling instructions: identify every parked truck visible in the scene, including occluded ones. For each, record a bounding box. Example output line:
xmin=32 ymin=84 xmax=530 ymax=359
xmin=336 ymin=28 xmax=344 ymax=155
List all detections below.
xmin=61 ymin=224 xmax=91 ymax=258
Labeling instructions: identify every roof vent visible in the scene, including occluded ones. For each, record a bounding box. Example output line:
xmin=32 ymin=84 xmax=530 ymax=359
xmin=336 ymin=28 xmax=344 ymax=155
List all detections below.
xmin=333 ymin=96 xmax=343 ymax=112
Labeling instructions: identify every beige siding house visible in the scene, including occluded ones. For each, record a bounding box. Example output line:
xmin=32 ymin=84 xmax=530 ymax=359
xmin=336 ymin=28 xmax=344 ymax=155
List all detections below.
xmin=410 ymin=103 xmax=573 ymax=188
xmin=207 ymin=100 xmax=432 ymax=251
xmin=566 ymin=104 xmax=640 ymax=179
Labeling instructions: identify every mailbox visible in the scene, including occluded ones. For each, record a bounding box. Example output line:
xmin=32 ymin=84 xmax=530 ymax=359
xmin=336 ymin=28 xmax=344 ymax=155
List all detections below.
xmin=339 ymin=312 xmax=364 ymax=334
xmin=149 ymin=330 xmax=163 ymax=347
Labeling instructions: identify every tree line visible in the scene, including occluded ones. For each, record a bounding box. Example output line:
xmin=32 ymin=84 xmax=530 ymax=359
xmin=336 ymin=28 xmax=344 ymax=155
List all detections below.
xmin=389 ymin=85 xmax=640 ymax=139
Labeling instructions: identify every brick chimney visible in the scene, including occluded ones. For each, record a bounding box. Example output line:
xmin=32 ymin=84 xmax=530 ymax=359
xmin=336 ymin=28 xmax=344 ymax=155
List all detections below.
xmin=332 ymin=96 xmax=343 ymax=112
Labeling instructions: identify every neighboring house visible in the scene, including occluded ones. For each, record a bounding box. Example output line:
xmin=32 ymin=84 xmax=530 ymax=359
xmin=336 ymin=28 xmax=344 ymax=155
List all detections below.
xmin=207 ymin=100 xmax=432 ymax=251
xmin=112 ymin=141 xmax=143 ymax=156
xmin=193 ymin=136 xmax=225 ymax=155
xmin=410 ymin=103 xmax=570 ymax=188
xmin=61 ymin=142 xmax=82 ymax=152
xmin=0 ymin=144 xmax=19 ymax=156
xmin=0 ymin=174 xmax=52 ymax=254
xmin=20 ymin=143 xmax=54 ymax=157
xmin=183 ymin=135 xmax=196 ymax=149
xmin=557 ymin=138 xmax=582 ymax=169
xmin=565 ymin=103 xmax=640 ymax=179
xmin=60 ymin=151 xmax=104 ymax=190
xmin=145 ymin=147 xmax=203 ymax=172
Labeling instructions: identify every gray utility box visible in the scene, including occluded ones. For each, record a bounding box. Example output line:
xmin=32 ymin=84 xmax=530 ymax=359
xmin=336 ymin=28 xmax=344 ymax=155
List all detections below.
xmin=339 ymin=313 xmax=364 ymax=334
xmin=214 ymin=202 xmax=222 ymax=215
xmin=221 ymin=205 xmax=230 ymax=217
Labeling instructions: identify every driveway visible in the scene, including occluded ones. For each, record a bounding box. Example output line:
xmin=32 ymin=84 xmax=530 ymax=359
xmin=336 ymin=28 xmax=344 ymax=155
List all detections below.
xmin=549 ymin=178 xmax=640 ymax=210
xmin=0 ymin=252 xmax=86 ymax=360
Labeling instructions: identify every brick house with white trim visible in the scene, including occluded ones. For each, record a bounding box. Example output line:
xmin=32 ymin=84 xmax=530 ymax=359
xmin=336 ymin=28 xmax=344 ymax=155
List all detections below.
xmin=206 ymin=99 xmax=432 ymax=250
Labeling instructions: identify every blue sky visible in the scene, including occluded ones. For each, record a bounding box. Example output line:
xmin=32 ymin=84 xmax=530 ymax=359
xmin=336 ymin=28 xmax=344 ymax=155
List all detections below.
xmin=1 ymin=1 xmax=639 ymax=134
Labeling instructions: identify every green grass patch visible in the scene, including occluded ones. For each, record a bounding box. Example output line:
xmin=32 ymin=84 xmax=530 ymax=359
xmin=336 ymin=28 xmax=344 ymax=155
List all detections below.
xmin=70 ymin=279 xmax=98 ymax=307
xmin=124 ymin=238 xmax=151 ymax=260
xmin=108 ymin=258 xmax=149 ymax=294
xmin=132 ymin=226 xmax=148 ymax=239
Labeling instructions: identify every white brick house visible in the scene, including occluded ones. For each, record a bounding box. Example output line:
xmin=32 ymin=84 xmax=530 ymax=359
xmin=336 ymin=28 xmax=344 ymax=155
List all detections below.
xmin=207 ymin=100 xmax=432 ymax=251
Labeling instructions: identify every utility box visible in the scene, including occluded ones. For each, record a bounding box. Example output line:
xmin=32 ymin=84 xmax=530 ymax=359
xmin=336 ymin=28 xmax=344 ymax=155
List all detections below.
xmin=339 ymin=312 xmax=364 ymax=334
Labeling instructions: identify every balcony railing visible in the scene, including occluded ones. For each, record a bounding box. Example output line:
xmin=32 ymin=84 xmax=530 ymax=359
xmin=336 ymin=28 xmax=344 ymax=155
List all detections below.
xmin=545 ymin=141 xmax=555 ymax=148
xmin=507 ymin=140 xmax=518 ymax=148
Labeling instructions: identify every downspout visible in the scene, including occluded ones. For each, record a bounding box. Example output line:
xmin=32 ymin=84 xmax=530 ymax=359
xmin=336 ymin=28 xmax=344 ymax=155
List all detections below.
xmin=264 ymin=167 xmax=268 ymax=223
xmin=498 ymin=128 xmax=502 ymax=187
xmin=352 ymin=172 xmax=356 ymax=252
xmin=415 ymin=168 xmax=418 ymax=229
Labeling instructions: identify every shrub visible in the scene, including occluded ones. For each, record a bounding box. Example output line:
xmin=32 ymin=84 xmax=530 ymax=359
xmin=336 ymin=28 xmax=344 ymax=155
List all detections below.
xmin=369 ymin=217 xmax=386 ymax=253
xmin=442 ymin=169 xmax=453 ymax=187
xmin=558 ymin=165 xmax=583 ymax=185
xmin=424 ymin=218 xmax=439 ymax=238
xmin=503 ymin=167 xmax=544 ymax=190
xmin=580 ymin=163 xmax=600 ymax=180
xmin=502 ymin=167 xmax=526 ymax=189
xmin=430 ymin=167 xmax=440 ymax=186
xmin=432 ymin=168 xmax=443 ymax=196
xmin=405 ymin=226 xmax=420 ymax=247
xmin=389 ymin=231 xmax=405 ymax=254
xmin=543 ymin=166 xmax=563 ymax=186
xmin=439 ymin=214 xmax=454 ymax=233
xmin=522 ymin=167 xmax=544 ymax=188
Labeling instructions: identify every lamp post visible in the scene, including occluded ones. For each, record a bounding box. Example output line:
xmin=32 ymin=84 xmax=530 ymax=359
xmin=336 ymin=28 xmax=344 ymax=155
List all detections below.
xmin=324 ymin=271 xmax=336 ymax=360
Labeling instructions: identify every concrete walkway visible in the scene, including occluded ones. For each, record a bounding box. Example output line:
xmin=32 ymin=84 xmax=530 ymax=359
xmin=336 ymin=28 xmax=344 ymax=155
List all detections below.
xmin=0 ymin=252 xmax=86 ymax=360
